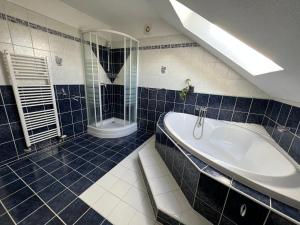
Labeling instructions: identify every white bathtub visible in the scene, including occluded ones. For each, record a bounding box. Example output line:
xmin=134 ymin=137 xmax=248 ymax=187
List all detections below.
xmin=163 ymin=112 xmax=300 ymax=209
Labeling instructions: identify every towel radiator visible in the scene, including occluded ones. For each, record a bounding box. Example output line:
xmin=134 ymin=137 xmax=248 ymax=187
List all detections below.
xmin=4 ymin=52 xmax=61 ymax=151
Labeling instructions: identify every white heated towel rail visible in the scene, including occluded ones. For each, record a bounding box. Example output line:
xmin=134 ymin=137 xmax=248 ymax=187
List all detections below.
xmin=4 ymin=52 xmax=61 ymax=150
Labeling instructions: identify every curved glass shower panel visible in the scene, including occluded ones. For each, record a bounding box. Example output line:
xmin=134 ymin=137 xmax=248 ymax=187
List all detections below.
xmin=124 ymin=38 xmax=138 ymax=124
xmin=82 ymin=30 xmax=139 ymax=138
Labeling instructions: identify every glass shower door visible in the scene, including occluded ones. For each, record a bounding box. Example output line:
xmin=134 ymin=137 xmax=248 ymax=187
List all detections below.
xmin=124 ymin=38 xmax=138 ymax=125
xmin=83 ymin=32 xmax=102 ymax=128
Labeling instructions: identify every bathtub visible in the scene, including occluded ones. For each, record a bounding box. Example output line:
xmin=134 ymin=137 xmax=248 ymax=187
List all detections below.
xmin=163 ymin=112 xmax=300 ymax=209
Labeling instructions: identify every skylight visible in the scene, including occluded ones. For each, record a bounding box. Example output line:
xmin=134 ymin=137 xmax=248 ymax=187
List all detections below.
xmin=169 ymin=0 xmax=283 ymax=76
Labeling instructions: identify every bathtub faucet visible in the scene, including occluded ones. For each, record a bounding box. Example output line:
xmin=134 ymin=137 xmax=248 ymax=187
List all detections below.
xmin=193 ymin=106 xmax=208 ymax=139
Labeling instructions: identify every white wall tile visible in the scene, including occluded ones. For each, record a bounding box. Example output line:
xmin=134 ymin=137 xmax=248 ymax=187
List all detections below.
xmin=138 ymin=35 xmax=268 ymax=98
xmin=13 ymin=45 xmax=34 ymax=55
xmin=0 ymin=19 xmax=11 ymax=43
xmin=30 ymin=29 xmax=49 ymax=51
xmin=8 ymin=22 xmax=32 ymax=47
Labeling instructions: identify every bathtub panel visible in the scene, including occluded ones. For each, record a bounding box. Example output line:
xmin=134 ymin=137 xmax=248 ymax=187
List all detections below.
xmin=265 ymin=212 xmax=296 ymax=225
xmin=193 ymin=198 xmax=221 ymax=225
xmin=196 ymin=174 xmax=229 ymax=213
xmin=155 ymin=114 xmax=299 ymax=225
xmin=223 ymin=189 xmax=269 ymax=225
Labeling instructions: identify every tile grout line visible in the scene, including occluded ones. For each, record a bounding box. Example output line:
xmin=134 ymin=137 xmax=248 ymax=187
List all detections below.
xmin=7 ymin=165 xmax=67 ymax=225
xmin=0 ymin=200 xmax=17 ymax=225
xmin=2 ymin=132 xmax=152 ymax=223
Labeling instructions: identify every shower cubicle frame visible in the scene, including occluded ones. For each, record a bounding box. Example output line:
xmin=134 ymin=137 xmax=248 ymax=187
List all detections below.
xmin=81 ymin=29 xmax=139 ymax=138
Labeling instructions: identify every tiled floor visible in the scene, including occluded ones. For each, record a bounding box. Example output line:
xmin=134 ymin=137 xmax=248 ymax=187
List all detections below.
xmin=0 ymin=130 xmax=153 ymax=225
xmin=80 ymin=137 xmax=160 ymax=225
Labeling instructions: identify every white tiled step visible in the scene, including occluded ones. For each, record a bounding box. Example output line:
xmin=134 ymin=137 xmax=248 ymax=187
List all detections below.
xmin=79 ymin=136 xmax=162 ymax=225
xmin=138 ymin=142 xmax=212 ymax=225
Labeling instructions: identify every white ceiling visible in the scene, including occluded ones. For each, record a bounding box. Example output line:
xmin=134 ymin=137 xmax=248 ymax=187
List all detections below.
xmin=62 ymin=0 xmax=178 ymax=38
xmin=21 ymin=0 xmax=300 ymax=105
xmin=149 ymin=0 xmax=300 ymax=105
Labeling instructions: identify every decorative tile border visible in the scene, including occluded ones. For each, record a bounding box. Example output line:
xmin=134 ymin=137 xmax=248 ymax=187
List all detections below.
xmin=0 ymin=12 xmax=81 ymax=43
xmin=156 ymin=113 xmax=300 ymax=225
xmin=139 ymin=42 xmax=200 ymax=50
xmin=0 ymin=12 xmax=201 ymax=50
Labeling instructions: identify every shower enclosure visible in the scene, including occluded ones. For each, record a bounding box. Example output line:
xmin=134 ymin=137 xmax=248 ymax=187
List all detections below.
xmin=82 ymin=30 xmax=138 ymax=138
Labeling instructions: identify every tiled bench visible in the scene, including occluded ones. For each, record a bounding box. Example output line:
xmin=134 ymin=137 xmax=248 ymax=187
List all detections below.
xmin=138 ymin=141 xmax=212 ymax=225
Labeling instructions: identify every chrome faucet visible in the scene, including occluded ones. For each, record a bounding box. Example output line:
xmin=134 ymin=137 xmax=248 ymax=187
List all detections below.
xmin=193 ymin=106 xmax=208 ymax=139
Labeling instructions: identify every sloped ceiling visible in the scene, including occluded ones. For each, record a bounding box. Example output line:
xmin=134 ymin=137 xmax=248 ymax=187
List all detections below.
xmin=149 ymin=0 xmax=300 ymax=105
xmin=61 ymin=0 xmax=178 ymax=38
xmin=63 ymin=0 xmax=300 ymax=105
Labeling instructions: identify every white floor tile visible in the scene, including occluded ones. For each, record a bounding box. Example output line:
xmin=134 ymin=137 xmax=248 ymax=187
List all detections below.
xmin=79 ymin=183 xmax=106 ymax=206
xmin=119 ymin=168 xmax=141 ymax=185
xmin=122 ymin=186 xmax=147 ymax=209
xmin=110 ymin=165 xmax=128 ymax=179
xmin=149 ymin=175 xmax=179 ymax=195
xmin=129 ymin=212 xmax=155 ymax=225
xmin=109 ymin=179 xmax=132 ymax=198
xmin=92 ymin=191 xmax=121 ymax=217
xmin=143 ymin=164 xmax=169 ymax=179
xmin=108 ymin=201 xmax=137 ymax=225
xmin=96 ymin=173 xmax=118 ymax=190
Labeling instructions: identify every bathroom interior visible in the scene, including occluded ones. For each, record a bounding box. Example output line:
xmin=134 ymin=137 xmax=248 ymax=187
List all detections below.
xmin=0 ymin=0 xmax=299 ymax=224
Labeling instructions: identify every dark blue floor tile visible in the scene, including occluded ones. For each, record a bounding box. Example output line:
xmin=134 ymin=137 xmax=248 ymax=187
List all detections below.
xmin=59 ymin=198 xmax=89 ymax=224
xmin=46 ymin=217 xmax=64 ymax=225
xmin=101 ymin=150 xmax=116 ymax=158
xmin=73 ymin=148 xmax=89 ymax=156
xmin=51 ymin=165 xmax=74 ymax=179
xmin=29 ymin=174 xmax=56 ymax=192
xmin=102 ymin=141 xmax=116 ymax=148
xmin=0 ymin=166 xmax=11 ymax=178
xmin=86 ymin=168 xmax=106 ymax=182
xmin=74 ymin=208 xmax=105 ymax=225
xmin=43 ymin=161 xmax=65 ymax=173
xmin=0 ymin=172 xmax=19 ymax=188
xmin=77 ymin=140 xmax=92 ymax=147
xmin=28 ymin=152 xmax=51 ymax=162
xmin=48 ymin=189 xmax=76 ymax=213
xmin=59 ymin=171 xmax=82 ymax=187
xmin=99 ymin=160 xmax=117 ymax=171
xmin=22 ymin=169 xmax=47 ymax=184
xmin=0 ymin=179 xmax=25 ymax=199
xmin=57 ymin=153 xmax=78 ymax=164
xmin=118 ymin=147 xmax=133 ymax=156
xmin=2 ymin=186 xmax=34 ymax=210
xmin=52 ymin=150 xmax=72 ymax=161
xmin=110 ymin=153 xmax=126 ymax=163
xmin=81 ymin=151 xmax=97 ymax=161
xmin=69 ymin=177 xmax=93 ymax=195
xmin=85 ymin=143 xmax=98 ymax=150
xmin=9 ymin=195 xmax=43 ymax=223
xmin=0 ymin=203 xmax=5 ymax=216
xmin=89 ymin=155 xmax=106 ymax=166
xmin=18 ymin=205 xmax=55 ymax=225
xmin=9 ymin=158 xmax=32 ymax=171
xmin=101 ymin=219 xmax=113 ymax=225
xmin=93 ymin=147 xmax=108 ymax=155
xmin=0 ymin=213 xmax=14 ymax=225
xmin=36 ymin=156 xmax=57 ymax=167
xmin=67 ymin=158 xmax=87 ymax=169
xmin=37 ymin=182 xmax=65 ymax=204
xmin=76 ymin=162 xmax=96 ymax=175
xmin=15 ymin=163 xmax=39 ymax=177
